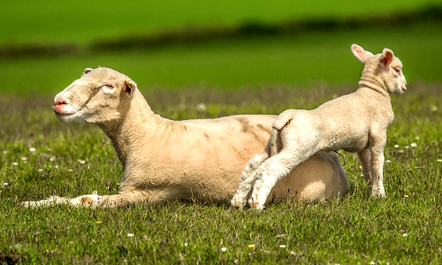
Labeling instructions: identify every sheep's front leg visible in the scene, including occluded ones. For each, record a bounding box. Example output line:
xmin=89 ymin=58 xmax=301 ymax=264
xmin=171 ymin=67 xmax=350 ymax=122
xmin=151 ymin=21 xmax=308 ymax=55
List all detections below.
xmin=357 ymin=149 xmax=373 ymax=194
xmin=231 ymin=150 xmax=270 ymax=209
xmin=20 ymin=195 xmax=72 ymax=208
xmin=21 ymin=190 xmax=150 ymax=208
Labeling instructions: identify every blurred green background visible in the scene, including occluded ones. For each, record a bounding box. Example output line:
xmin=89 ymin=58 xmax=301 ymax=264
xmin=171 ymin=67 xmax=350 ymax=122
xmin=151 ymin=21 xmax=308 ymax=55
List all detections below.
xmin=0 ymin=0 xmax=441 ymax=96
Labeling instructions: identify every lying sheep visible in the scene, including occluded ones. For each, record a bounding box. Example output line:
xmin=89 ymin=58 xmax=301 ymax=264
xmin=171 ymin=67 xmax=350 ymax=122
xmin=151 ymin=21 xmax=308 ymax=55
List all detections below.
xmin=21 ymin=67 xmax=349 ymax=208
xmin=231 ymin=44 xmax=407 ymax=210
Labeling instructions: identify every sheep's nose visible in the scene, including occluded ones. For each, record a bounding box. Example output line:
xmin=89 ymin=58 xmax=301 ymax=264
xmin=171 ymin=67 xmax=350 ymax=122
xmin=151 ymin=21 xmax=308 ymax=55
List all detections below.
xmin=54 ymin=98 xmax=69 ymax=106
xmin=53 ymin=98 xmax=70 ymax=112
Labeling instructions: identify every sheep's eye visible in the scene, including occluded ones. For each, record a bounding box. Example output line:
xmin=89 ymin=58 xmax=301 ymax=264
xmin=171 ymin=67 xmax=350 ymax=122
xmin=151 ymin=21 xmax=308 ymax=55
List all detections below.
xmin=393 ymin=67 xmax=401 ymax=74
xmin=105 ymin=84 xmax=114 ymax=89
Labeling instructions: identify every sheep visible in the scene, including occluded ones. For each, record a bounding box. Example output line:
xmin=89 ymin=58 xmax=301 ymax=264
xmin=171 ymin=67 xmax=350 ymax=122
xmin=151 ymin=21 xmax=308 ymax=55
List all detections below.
xmin=231 ymin=44 xmax=407 ymax=210
xmin=21 ymin=67 xmax=349 ymax=208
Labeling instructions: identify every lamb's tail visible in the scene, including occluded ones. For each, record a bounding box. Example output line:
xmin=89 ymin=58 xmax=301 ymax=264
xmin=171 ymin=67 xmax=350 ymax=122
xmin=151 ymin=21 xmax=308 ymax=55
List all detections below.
xmin=270 ymin=110 xmax=295 ymax=156
xmin=269 ymin=127 xmax=280 ymax=156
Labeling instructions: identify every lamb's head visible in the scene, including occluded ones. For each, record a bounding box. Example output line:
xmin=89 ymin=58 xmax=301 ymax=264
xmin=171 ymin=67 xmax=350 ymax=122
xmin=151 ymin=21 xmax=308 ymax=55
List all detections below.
xmin=53 ymin=67 xmax=138 ymax=124
xmin=351 ymin=44 xmax=407 ymax=94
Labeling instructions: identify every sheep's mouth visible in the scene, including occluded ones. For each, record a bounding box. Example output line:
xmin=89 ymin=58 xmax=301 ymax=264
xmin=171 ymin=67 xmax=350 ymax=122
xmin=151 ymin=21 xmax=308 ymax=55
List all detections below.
xmin=54 ymin=112 xmax=74 ymax=116
xmin=52 ymin=106 xmax=76 ymax=116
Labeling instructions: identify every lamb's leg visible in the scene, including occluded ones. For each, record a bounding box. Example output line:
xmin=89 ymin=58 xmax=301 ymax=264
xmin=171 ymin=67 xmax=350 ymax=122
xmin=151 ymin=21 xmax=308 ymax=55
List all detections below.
xmin=231 ymin=150 xmax=270 ymax=209
xmin=21 ymin=190 xmax=150 ymax=208
xmin=357 ymin=149 xmax=373 ymax=194
xmin=369 ymin=148 xmax=386 ymax=198
xmin=248 ymin=150 xmax=307 ymax=210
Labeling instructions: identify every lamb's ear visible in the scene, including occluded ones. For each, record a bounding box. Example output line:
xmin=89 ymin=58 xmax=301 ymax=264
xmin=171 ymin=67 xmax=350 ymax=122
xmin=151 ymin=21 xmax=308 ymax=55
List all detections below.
xmin=82 ymin=68 xmax=93 ymax=76
xmin=351 ymin=44 xmax=373 ymax=64
xmin=380 ymin=48 xmax=394 ymax=66
xmin=124 ymin=79 xmax=138 ymax=97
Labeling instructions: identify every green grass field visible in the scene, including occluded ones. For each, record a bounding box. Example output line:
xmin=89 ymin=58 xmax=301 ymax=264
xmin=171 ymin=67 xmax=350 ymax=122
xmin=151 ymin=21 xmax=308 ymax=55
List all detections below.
xmin=2 ymin=21 xmax=442 ymax=96
xmin=1 ymin=0 xmax=438 ymax=45
xmin=1 ymin=0 xmax=442 ymax=263
xmin=1 ymin=84 xmax=441 ymax=263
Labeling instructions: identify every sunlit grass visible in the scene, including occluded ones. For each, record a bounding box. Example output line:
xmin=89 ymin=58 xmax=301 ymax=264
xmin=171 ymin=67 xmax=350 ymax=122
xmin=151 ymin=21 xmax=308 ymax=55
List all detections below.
xmin=1 ymin=83 xmax=441 ymax=263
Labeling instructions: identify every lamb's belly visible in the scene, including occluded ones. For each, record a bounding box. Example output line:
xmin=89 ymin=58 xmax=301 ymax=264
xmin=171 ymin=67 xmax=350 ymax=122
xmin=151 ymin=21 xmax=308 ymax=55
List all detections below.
xmin=323 ymin=134 xmax=368 ymax=153
xmin=342 ymin=136 xmax=368 ymax=152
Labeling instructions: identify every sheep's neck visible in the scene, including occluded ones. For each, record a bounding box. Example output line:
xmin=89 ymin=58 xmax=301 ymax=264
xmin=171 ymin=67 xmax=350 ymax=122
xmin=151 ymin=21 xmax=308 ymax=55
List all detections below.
xmin=98 ymin=93 xmax=167 ymax=167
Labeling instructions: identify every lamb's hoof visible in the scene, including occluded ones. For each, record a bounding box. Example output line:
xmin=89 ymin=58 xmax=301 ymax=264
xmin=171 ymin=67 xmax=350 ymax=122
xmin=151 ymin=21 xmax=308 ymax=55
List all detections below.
xmin=248 ymin=197 xmax=265 ymax=210
xmin=230 ymin=196 xmax=246 ymax=210
xmin=370 ymin=191 xmax=386 ymax=198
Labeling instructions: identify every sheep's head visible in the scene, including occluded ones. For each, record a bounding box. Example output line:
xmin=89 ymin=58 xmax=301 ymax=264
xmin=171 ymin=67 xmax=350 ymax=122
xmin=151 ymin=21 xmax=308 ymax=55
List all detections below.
xmin=351 ymin=44 xmax=407 ymax=94
xmin=53 ymin=67 xmax=138 ymax=124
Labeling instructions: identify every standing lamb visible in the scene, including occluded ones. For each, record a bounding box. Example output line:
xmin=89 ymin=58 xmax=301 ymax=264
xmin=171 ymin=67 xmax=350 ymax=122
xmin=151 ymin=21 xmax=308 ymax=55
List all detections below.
xmin=21 ymin=67 xmax=349 ymax=208
xmin=231 ymin=44 xmax=407 ymax=210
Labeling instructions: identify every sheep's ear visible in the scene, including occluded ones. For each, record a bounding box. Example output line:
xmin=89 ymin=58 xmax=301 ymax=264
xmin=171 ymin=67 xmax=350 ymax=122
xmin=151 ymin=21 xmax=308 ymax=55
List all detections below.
xmin=380 ymin=48 xmax=394 ymax=66
xmin=82 ymin=68 xmax=93 ymax=76
xmin=351 ymin=44 xmax=373 ymax=64
xmin=124 ymin=79 xmax=138 ymax=97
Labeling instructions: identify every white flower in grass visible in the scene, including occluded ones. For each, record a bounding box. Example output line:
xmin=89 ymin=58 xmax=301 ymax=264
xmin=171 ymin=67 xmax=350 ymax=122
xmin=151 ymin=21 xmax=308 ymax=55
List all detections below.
xmin=21 ymin=157 xmax=28 ymax=161
xmin=50 ymin=157 xmax=56 ymax=162
xmin=404 ymin=146 xmax=409 ymax=149
xmin=12 ymin=162 xmax=18 ymax=166
xmin=431 ymin=105 xmax=437 ymax=112
xmin=196 ymin=103 xmax=207 ymax=112
xmin=385 ymin=160 xmax=391 ymax=163
xmin=127 ymin=233 xmax=134 ymax=237
xmin=279 ymin=245 xmax=286 ymax=248
xmin=437 ymin=159 xmax=442 ymax=163
xmin=29 ymin=147 xmax=36 ymax=152
xmin=370 ymin=261 xmax=376 ymax=265
xmin=184 ymin=243 xmax=188 ymax=246
xmin=394 ymin=144 xmax=399 ymax=148
xmin=221 ymin=247 xmax=227 ymax=252
xmin=3 ymin=182 xmax=8 ymax=186
xmin=38 ymin=169 xmax=44 ymax=172
xmin=404 ymin=195 xmax=409 ymax=198
xmin=410 ymin=143 xmax=417 ymax=148
xmin=403 ymin=233 xmax=408 ymax=237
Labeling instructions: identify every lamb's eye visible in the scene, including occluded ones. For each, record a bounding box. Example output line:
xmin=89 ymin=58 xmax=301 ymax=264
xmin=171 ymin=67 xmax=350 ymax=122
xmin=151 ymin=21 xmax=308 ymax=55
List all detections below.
xmin=394 ymin=68 xmax=401 ymax=74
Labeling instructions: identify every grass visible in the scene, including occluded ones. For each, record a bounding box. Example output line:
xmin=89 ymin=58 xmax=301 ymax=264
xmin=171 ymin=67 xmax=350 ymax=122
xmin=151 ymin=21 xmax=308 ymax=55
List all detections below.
xmin=1 ymin=1 xmax=441 ymax=263
xmin=1 ymin=0 xmax=438 ymax=45
xmin=1 ymin=20 xmax=442 ymax=97
xmin=1 ymin=83 xmax=441 ymax=263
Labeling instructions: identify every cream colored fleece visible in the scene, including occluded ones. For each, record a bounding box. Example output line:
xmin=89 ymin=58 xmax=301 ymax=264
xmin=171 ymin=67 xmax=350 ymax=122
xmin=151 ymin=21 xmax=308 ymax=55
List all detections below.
xmin=232 ymin=44 xmax=407 ymax=210
xmin=21 ymin=67 xmax=348 ymax=208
